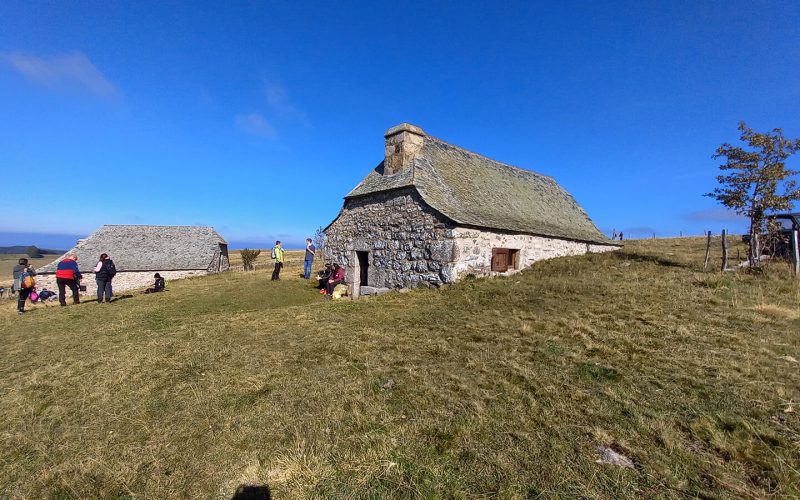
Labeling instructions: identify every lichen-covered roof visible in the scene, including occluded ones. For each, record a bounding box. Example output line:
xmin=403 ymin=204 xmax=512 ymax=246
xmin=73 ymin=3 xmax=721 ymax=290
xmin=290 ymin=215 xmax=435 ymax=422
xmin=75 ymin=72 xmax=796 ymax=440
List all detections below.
xmin=345 ymin=134 xmax=613 ymax=245
xmin=37 ymin=225 xmax=227 ymax=273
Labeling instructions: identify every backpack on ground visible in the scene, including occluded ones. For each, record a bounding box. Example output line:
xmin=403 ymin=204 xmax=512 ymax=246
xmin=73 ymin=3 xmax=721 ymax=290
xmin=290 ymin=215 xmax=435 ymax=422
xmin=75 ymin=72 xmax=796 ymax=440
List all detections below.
xmin=103 ymin=259 xmax=117 ymax=278
xmin=20 ymin=270 xmax=35 ymax=289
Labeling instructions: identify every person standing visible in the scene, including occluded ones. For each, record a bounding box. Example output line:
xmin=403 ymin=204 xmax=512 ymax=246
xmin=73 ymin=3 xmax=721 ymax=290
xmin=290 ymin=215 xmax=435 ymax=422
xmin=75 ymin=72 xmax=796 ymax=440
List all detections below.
xmin=93 ymin=253 xmax=116 ymax=303
xmin=304 ymin=238 xmax=316 ymax=279
xmin=56 ymin=253 xmax=82 ymax=306
xmin=271 ymin=241 xmax=284 ymax=281
xmin=13 ymin=257 xmax=36 ymax=314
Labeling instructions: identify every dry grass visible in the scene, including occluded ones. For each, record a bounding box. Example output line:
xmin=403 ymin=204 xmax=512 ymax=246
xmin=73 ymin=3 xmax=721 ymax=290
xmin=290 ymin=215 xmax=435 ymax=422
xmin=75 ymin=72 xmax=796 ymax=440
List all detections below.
xmin=1 ymin=239 xmax=799 ymax=498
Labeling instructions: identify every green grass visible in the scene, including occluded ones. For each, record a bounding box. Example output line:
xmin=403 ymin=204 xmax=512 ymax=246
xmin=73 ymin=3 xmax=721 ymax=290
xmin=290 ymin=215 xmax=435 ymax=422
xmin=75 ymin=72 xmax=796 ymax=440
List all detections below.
xmin=1 ymin=240 xmax=798 ymax=497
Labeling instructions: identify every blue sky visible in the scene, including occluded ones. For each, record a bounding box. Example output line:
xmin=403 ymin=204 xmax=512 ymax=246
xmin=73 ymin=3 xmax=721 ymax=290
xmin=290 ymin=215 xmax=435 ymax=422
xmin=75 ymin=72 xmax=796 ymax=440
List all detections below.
xmin=1 ymin=1 xmax=799 ymax=249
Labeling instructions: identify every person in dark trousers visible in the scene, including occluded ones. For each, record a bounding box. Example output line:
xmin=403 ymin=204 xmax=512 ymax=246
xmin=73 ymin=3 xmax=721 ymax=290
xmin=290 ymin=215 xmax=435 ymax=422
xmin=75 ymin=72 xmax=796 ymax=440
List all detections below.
xmin=145 ymin=273 xmax=165 ymax=293
xmin=55 ymin=254 xmax=82 ymax=306
xmin=13 ymin=258 xmax=36 ymax=314
xmin=93 ymin=253 xmax=116 ymax=303
xmin=303 ymin=238 xmax=316 ymax=279
xmin=326 ymin=263 xmax=345 ymax=295
xmin=317 ymin=263 xmax=332 ymax=293
xmin=271 ymin=240 xmax=284 ymax=281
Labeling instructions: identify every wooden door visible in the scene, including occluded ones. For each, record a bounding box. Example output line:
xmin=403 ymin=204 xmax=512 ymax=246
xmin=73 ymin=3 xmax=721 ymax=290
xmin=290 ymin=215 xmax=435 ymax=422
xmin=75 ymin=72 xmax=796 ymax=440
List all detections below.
xmin=491 ymin=248 xmax=509 ymax=272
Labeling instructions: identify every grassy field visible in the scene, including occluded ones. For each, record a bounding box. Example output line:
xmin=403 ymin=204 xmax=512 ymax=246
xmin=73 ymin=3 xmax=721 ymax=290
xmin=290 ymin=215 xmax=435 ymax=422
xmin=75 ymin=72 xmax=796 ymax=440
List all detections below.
xmin=1 ymin=239 xmax=798 ymax=497
xmin=0 ymin=253 xmax=60 ymax=288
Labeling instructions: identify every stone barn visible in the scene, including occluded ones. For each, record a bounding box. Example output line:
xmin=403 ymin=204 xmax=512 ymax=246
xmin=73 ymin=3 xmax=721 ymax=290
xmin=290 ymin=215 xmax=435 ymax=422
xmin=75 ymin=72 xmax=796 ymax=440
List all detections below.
xmin=35 ymin=225 xmax=229 ymax=296
xmin=324 ymin=123 xmax=619 ymax=297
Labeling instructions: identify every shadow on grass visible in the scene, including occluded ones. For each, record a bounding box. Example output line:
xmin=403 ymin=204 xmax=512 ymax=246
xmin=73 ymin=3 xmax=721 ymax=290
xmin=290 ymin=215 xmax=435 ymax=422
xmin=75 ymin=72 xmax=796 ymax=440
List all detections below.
xmin=614 ymin=251 xmax=688 ymax=268
xmin=232 ymin=484 xmax=271 ymax=499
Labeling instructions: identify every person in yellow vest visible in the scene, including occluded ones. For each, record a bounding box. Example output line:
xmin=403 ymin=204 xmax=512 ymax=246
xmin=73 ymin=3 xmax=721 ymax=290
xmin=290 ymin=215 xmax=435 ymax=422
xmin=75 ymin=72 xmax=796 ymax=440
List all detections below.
xmin=271 ymin=240 xmax=285 ymax=281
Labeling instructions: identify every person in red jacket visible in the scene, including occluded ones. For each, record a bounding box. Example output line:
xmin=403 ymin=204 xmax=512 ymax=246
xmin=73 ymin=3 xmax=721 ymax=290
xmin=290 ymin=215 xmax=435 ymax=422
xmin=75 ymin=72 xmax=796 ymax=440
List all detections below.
xmin=326 ymin=263 xmax=345 ymax=295
xmin=55 ymin=254 xmax=82 ymax=306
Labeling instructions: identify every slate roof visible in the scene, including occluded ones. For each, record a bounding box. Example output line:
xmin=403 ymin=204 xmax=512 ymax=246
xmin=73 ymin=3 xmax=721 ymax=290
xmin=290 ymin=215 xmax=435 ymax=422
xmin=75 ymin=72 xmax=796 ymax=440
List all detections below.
xmin=37 ymin=225 xmax=228 ymax=273
xmin=344 ymin=127 xmax=614 ymax=245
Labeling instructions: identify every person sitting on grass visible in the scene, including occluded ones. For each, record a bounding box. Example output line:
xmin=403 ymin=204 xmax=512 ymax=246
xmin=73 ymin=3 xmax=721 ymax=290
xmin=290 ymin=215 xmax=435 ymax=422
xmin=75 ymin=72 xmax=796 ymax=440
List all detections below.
xmin=326 ymin=263 xmax=345 ymax=296
xmin=144 ymin=273 xmax=165 ymax=294
xmin=317 ymin=263 xmax=332 ymax=294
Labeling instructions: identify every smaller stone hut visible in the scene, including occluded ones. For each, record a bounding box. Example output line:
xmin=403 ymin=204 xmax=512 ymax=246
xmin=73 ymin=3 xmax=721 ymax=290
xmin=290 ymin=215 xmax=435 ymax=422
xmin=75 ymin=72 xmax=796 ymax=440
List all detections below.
xmin=35 ymin=225 xmax=229 ymax=295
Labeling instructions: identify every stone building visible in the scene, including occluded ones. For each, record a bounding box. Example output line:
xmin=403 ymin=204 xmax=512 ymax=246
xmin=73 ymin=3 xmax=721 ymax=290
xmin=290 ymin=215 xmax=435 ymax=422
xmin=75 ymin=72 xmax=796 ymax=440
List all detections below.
xmin=324 ymin=123 xmax=619 ymax=297
xmin=35 ymin=225 xmax=229 ymax=296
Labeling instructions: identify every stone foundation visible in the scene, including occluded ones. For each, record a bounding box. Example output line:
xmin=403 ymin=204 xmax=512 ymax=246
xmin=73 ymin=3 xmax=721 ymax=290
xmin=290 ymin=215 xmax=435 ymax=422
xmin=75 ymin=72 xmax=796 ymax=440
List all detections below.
xmin=32 ymin=270 xmax=208 ymax=298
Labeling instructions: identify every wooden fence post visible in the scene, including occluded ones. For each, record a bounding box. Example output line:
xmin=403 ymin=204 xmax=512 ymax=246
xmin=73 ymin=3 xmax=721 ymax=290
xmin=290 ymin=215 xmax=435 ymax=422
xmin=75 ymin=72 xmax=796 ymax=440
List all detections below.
xmin=703 ymin=230 xmax=711 ymax=271
xmin=792 ymin=229 xmax=799 ymax=277
xmin=721 ymin=229 xmax=728 ymax=271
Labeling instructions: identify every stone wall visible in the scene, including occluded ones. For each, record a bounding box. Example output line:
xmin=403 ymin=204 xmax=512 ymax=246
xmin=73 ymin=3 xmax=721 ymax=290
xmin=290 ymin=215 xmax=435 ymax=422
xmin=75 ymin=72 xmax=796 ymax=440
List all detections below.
xmin=451 ymin=227 xmax=618 ymax=279
xmin=32 ymin=270 xmax=208 ymax=299
xmin=325 ymin=187 xmax=457 ymax=289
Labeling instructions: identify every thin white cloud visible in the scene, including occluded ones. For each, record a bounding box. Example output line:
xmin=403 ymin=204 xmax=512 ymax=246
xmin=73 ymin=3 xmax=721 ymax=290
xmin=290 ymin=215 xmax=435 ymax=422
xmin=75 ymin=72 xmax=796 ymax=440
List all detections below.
xmin=236 ymin=112 xmax=277 ymax=139
xmin=2 ymin=51 xmax=120 ymax=97
xmin=265 ymin=83 xmax=309 ymax=125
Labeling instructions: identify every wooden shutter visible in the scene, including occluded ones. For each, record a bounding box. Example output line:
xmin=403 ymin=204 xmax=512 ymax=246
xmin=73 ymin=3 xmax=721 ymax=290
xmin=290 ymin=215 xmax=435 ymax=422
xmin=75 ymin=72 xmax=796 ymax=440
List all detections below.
xmin=491 ymin=248 xmax=509 ymax=272
xmin=509 ymin=249 xmax=519 ymax=269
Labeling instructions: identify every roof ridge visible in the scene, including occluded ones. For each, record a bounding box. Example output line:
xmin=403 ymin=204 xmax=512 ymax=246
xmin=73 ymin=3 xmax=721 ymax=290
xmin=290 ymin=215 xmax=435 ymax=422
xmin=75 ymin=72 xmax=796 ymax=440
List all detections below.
xmin=101 ymin=224 xmax=215 ymax=228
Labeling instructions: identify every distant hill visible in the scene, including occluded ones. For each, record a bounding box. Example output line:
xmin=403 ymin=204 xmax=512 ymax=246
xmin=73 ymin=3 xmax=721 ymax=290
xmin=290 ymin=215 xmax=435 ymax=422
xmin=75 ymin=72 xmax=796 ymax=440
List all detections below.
xmin=0 ymin=246 xmax=64 ymax=256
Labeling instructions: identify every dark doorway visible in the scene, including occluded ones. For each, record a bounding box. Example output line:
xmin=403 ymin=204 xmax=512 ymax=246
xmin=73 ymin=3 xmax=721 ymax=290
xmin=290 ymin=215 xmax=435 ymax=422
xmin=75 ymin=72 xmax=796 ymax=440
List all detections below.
xmin=356 ymin=251 xmax=369 ymax=286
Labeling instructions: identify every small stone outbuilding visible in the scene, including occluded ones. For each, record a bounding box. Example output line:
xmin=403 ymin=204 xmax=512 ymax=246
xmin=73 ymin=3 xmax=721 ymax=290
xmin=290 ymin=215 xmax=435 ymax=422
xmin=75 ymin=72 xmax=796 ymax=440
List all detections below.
xmin=35 ymin=225 xmax=229 ymax=295
xmin=324 ymin=123 xmax=619 ymax=297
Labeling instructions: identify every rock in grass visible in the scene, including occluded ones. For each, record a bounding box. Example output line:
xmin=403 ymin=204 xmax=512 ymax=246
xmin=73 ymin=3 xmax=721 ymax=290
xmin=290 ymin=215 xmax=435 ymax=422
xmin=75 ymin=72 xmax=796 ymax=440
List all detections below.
xmin=381 ymin=378 xmax=395 ymax=390
xmin=596 ymin=445 xmax=635 ymax=469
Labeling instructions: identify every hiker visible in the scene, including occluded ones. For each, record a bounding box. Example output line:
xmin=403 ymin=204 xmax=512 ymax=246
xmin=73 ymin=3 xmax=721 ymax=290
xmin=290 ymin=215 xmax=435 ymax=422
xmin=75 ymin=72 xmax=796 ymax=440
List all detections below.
xmin=271 ymin=240 xmax=284 ymax=281
xmin=326 ymin=263 xmax=345 ymax=295
xmin=13 ymin=257 xmax=36 ymax=314
xmin=144 ymin=273 xmax=165 ymax=294
xmin=55 ymin=253 xmax=82 ymax=306
xmin=612 ymin=229 xmax=617 ymax=240
xmin=0 ymin=286 xmax=4 ymax=298
xmin=619 ymin=232 xmax=624 ymax=241
xmin=304 ymin=238 xmax=316 ymax=279
xmin=317 ymin=263 xmax=332 ymax=294
xmin=93 ymin=253 xmax=117 ymax=303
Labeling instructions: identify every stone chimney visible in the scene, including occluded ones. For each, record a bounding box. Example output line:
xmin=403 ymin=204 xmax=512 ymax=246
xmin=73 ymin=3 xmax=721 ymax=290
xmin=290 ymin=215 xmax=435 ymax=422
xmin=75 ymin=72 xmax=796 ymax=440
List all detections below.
xmin=384 ymin=123 xmax=425 ymax=175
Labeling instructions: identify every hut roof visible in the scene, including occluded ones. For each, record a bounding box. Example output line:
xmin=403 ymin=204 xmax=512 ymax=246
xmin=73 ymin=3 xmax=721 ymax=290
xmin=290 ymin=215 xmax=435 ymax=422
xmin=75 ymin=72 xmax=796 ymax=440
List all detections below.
xmin=37 ymin=225 xmax=227 ymax=273
xmin=343 ymin=127 xmax=613 ymax=245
